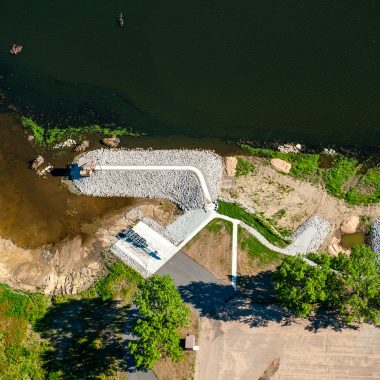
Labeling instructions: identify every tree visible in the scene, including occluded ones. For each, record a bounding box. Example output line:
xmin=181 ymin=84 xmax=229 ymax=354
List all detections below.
xmin=274 ymin=255 xmax=332 ymax=317
xmin=128 ymin=275 xmax=190 ymax=370
xmin=334 ymin=245 xmax=380 ymax=324
xmin=275 ymin=246 xmax=380 ymax=325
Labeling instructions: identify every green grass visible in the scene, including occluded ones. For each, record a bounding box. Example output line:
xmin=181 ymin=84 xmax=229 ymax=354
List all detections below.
xmin=346 ymin=166 xmax=380 ymax=204
xmin=0 ymin=284 xmax=49 ymax=380
xmin=239 ymin=143 xmax=380 ymax=204
xmin=239 ymin=228 xmax=284 ymax=268
xmin=83 ymin=261 xmax=143 ymax=302
xmin=218 ymin=201 xmax=288 ymax=247
xmin=206 ymin=218 xmax=233 ymax=234
xmin=323 ymin=156 xmax=358 ymax=198
xmin=21 ymin=117 xmax=143 ymax=147
xmin=238 ymin=144 xmax=320 ymax=179
xmin=236 ymin=157 xmax=256 ymax=177
xmin=0 ymin=261 xmax=142 ymax=379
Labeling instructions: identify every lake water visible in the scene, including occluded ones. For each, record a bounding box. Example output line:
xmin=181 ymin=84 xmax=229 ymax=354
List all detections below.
xmin=0 ymin=1 xmax=379 ymax=146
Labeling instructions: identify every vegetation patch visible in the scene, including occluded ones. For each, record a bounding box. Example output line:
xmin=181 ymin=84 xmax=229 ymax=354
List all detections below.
xmin=218 ymin=201 xmax=289 ymax=247
xmin=275 ymin=245 xmax=380 ymax=324
xmin=0 ymin=284 xmax=49 ymax=380
xmin=128 ymin=275 xmax=190 ymax=371
xmin=206 ymin=218 xmax=232 ymax=234
xmin=236 ymin=157 xmax=256 ymax=177
xmin=21 ymin=117 xmax=143 ymax=147
xmin=0 ymin=260 xmax=143 ymax=379
xmin=154 ymin=307 xmax=200 ymax=380
xmin=239 ymin=228 xmax=284 ymax=269
xmin=239 ymin=143 xmax=379 ymax=204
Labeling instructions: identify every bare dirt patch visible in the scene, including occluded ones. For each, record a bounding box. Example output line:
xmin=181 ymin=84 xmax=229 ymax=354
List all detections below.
xmin=0 ymin=201 xmax=177 ymax=294
xmin=182 ymin=219 xmax=232 ymax=283
xmin=224 ymin=156 xmax=380 ymax=249
xmin=197 ymin=317 xmax=380 ymax=380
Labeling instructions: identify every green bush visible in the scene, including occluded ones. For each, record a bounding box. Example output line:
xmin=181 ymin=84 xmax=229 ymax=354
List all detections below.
xmin=21 ymin=117 xmax=143 ymax=146
xmin=21 ymin=117 xmax=45 ymax=145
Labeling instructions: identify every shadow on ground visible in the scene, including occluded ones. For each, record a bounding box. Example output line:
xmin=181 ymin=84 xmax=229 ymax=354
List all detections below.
xmin=36 ymin=298 xmax=129 ymax=379
xmin=178 ymin=271 xmax=357 ymax=332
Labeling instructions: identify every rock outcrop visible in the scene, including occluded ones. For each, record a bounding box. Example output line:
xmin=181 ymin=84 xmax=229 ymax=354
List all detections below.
xmin=270 ymin=158 xmax=291 ymax=174
xmin=224 ymin=156 xmax=237 ymax=177
xmin=340 ymin=215 xmax=360 ymax=234
xmin=31 ymin=155 xmax=44 ymax=170
xmin=102 ymin=136 xmax=120 ymax=148
xmin=75 ymin=140 xmax=89 ymax=153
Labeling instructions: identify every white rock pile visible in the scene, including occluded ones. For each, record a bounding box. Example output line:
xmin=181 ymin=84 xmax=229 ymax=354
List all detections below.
xmin=291 ymin=216 xmax=331 ymax=252
xmin=166 ymin=209 xmax=210 ymax=244
xmin=370 ymin=217 xmax=380 ymax=254
xmin=73 ymin=149 xmax=223 ymax=210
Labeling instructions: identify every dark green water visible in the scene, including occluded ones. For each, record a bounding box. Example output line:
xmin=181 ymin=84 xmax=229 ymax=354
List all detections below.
xmin=0 ymin=1 xmax=379 ymax=146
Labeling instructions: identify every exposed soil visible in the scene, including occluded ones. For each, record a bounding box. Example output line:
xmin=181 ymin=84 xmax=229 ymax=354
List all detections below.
xmin=182 ymin=219 xmax=232 ymax=283
xmin=198 ymin=317 xmax=380 ymax=380
xmin=224 ymin=156 xmax=380 ymax=249
xmin=0 ymin=201 xmax=177 ymax=294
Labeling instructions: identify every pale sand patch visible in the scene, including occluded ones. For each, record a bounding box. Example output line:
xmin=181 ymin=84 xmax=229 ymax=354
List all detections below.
xmin=0 ymin=201 xmax=178 ymax=294
xmin=224 ymin=157 xmax=380 ymax=248
xmin=197 ymin=317 xmax=380 ymax=380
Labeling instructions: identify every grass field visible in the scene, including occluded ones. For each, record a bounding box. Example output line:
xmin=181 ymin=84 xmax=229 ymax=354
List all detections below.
xmin=238 ymin=228 xmax=285 ymax=269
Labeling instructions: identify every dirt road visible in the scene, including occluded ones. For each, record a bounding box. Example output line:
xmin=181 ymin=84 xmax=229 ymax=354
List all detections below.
xmin=197 ymin=317 xmax=380 ymax=380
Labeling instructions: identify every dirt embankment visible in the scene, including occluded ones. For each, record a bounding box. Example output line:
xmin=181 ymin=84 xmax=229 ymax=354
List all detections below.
xmin=223 ymin=157 xmax=380 ymax=248
xmin=0 ymin=201 xmax=177 ymax=294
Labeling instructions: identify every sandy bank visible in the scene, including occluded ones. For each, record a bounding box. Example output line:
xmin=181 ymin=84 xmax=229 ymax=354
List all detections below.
xmin=0 ymin=201 xmax=177 ymax=294
xmin=224 ymin=156 xmax=380 ymax=248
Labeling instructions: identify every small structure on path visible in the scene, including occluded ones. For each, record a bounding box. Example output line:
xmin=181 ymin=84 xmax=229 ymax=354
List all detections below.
xmin=70 ymin=157 xmax=96 ymax=180
xmin=185 ymin=335 xmax=199 ymax=351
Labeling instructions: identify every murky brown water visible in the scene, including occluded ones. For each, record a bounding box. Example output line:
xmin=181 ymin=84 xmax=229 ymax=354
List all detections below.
xmin=0 ymin=113 xmax=136 ymax=248
xmin=0 ymin=113 xmax=239 ymax=248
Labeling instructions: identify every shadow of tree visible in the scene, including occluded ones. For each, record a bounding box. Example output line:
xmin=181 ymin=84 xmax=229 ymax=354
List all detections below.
xmin=36 ymin=298 xmax=129 ymax=379
xmin=178 ymin=271 xmax=358 ymax=332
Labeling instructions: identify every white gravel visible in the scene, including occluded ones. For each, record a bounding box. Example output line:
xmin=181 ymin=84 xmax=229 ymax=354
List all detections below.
xmin=370 ymin=217 xmax=380 ymax=254
xmin=73 ymin=149 xmax=223 ymax=210
xmin=290 ymin=216 xmax=331 ymax=252
xmin=166 ymin=209 xmax=211 ymax=244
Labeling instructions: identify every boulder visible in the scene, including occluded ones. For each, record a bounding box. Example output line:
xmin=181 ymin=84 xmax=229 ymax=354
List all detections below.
xmin=270 ymin=158 xmax=291 ymax=174
xmin=75 ymin=140 xmax=89 ymax=153
xmin=31 ymin=155 xmax=44 ymax=170
xmin=102 ymin=136 xmax=120 ymax=148
xmin=224 ymin=156 xmax=237 ymax=177
xmin=340 ymin=215 xmax=360 ymax=234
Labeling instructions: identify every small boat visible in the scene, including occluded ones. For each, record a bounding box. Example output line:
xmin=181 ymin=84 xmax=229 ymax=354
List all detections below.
xmin=118 ymin=12 xmax=125 ymax=28
xmin=9 ymin=43 xmax=23 ymax=55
